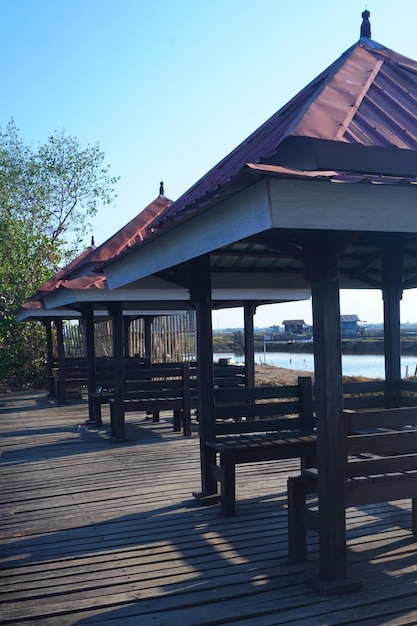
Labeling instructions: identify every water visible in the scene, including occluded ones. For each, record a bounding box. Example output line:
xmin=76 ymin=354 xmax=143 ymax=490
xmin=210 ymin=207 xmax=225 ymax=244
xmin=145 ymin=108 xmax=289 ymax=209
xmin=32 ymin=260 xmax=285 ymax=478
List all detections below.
xmin=214 ymin=351 xmax=417 ymax=380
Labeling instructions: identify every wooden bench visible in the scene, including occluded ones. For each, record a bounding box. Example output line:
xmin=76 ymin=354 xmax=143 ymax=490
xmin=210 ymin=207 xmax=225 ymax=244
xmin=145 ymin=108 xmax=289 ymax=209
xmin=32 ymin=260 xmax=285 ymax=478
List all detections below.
xmin=92 ymin=360 xmax=245 ymax=429
xmin=287 ymin=405 xmax=417 ymax=566
xmin=108 ymin=363 xmax=194 ymax=436
xmin=52 ymin=357 xmax=88 ymax=399
xmin=52 ymin=357 xmax=150 ymax=403
xmin=89 ymin=358 xmax=161 ymax=424
xmin=205 ymin=377 xmax=316 ymax=516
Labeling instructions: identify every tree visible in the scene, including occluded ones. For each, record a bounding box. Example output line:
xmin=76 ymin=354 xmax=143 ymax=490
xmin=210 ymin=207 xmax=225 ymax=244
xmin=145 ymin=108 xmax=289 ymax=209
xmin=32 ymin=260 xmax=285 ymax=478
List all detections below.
xmin=0 ymin=120 xmax=119 ymax=386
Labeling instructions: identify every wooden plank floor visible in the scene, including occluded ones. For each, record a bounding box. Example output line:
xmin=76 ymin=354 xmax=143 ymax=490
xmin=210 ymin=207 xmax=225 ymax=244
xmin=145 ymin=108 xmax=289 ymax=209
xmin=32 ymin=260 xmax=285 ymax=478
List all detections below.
xmin=2 ymin=391 xmax=417 ymax=625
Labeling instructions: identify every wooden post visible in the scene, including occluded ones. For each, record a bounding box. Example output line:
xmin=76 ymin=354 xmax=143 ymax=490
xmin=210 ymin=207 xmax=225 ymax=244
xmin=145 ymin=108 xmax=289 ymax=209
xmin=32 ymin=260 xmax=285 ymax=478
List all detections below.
xmin=189 ymin=254 xmax=218 ymax=500
xmin=55 ymin=318 xmax=66 ymax=404
xmin=109 ymin=303 xmax=126 ymax=441
xmin=243 ymin=302 xmax=256 ymax=388
xmin=298 ymin=376 xmax=314 ymax=432
xmin=43 ymin=319 xmax=55 ymax=397
xmin=182 ymin=362 xmax=192 ymax=437
xmin=298 ymin=376 xmax=314 ymax=472
xmin=81 ymin=304 xmax=97 ymax=423
xmin=144 ymin=316 xmax=153 ymax=361
xmin=382 ymin=236 xmax=403 ymax=408
xmin=304 ymin=231 xmax=361 ymax=593
xmin=123 ymin=315 xmax=131 ymax=357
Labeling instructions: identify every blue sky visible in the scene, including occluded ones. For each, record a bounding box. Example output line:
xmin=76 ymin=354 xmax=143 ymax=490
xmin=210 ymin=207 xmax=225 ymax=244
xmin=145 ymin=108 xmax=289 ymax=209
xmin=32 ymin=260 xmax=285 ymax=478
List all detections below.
xmin=2 ymin=0 xmax=417 ymax=327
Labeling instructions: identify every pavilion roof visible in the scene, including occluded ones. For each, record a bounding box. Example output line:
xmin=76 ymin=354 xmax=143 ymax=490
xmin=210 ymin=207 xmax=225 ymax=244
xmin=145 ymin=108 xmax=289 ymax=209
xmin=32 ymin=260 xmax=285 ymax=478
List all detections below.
xmin=142 ymin=37 xmax=417 ymax=236
xmin=30 ymin=194 xmax=171 ymax=300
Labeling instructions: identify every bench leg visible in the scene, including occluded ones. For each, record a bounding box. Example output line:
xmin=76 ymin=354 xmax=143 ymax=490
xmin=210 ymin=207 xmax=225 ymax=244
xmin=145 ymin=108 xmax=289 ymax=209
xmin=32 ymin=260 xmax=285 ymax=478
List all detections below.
xmin=182 ymin=408 xmax=192 ymax=437
xmin=152 ymin=410 xmax=160 ymax=423
xmin=173 ymin=409 xmax=182 ymax=432
xmin=412 ymin=499 xmax=417 ymax=537
xmin=288 ymin=476 xmax=308 ymax=563
xmin=94 ymin=400 xmax=102 ymax=427
xmin=220 ymin=458 xmax=236 ymax=517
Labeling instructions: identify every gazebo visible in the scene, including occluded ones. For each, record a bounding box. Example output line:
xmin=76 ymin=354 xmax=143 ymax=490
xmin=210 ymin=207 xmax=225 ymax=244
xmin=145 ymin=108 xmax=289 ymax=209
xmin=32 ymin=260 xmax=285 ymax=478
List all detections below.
xmin=19 ymin=190 xmax=309 ymax=431
xmin=101 ymin=14 xmax=417 ymax=592
xmin=16 ymin=192 xmax=177 ymax=405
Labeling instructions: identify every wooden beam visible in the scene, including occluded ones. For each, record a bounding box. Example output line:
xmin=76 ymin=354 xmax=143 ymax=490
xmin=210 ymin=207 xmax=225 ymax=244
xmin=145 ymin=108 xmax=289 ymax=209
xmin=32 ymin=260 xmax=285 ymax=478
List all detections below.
xmin=109 ymin=303 xmax=126 ymax=442
xmin=305 ymin=231 xmax=360 ymax=592
xmin=55 ymin=318 xmax=66 ymax=405
xmin=189 ymin=254 xmax=218 ymax=500
xmin=43 ymin=319 xmax=55 ymax=397
xmin=268 ymin=136 xmax=417 ymax=177
xmin=243 ymin=302 xmax=256 ymax=388
xmin=269 ymin=177 xmax=417 ymax=233
xmin=144 ymin=316 xmax=153 ymax=360
xmin=81 ymin=303 xmax=97 ymax=423
xmin=382 ymin=236 xmax=403 ymax=408
xmin=123 ymin=316 xmax=131 ymax=357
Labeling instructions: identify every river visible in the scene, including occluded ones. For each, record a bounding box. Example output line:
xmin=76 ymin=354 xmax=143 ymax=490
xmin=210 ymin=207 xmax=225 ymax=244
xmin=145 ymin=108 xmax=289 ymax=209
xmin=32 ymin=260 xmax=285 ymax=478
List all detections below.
xmin=213 ymin=351 xmax=417 ymax=379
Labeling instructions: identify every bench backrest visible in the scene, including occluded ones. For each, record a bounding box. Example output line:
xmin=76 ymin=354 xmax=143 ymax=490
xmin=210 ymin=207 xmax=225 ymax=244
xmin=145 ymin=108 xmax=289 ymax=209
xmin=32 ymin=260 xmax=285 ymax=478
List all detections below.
xmin=400 ymin=379 xmax=417 ymax=406
xmin=96 ymin=358 xmax=151 ymax=387
xmin=213 ymin=377 xmax=314 ymax=436
xmin=116 ymin=364 xmax=192 ymax=400
xmin=342 ymin=380 xmax=386 ymax=410
xmin=54 ymin=357 xmax=151 ymax=388
xmin=341 ymin=379 xmax=417 ymax=412
xmin=124 ymin=370 xmax=185 ymax=393
xmin=213 ymin=364 xmax=246 ymax=388
xmin=345 ymin=406 xmax=417 ymax=478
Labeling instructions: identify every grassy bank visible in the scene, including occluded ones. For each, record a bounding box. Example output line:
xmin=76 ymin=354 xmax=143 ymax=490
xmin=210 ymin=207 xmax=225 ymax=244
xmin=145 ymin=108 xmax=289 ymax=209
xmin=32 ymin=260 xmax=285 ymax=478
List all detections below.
xmin=214 ymin=335 xmax=417 ymax=356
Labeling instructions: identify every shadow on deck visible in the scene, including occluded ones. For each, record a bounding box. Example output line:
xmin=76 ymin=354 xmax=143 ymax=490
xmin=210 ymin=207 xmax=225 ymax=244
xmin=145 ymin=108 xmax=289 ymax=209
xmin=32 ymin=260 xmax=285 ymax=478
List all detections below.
xmin=2 ymin=390 xmax=417 ymax=625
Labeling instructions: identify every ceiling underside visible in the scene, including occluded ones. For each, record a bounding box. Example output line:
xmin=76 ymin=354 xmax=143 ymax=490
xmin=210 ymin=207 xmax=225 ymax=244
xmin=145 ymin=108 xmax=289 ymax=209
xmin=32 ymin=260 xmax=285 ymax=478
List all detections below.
xmin=194 ymin=229 xmax=417 ymax=292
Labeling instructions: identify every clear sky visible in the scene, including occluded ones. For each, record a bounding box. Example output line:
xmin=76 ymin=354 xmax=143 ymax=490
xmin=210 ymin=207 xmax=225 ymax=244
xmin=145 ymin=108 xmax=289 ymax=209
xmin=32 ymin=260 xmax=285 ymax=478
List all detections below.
xmin=2 ymin=0 xmax=417 ymax=327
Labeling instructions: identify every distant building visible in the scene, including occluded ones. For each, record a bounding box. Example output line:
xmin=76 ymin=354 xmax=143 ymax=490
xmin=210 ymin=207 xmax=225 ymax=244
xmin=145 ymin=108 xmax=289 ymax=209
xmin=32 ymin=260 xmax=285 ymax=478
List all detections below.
xmin=282 ymin=319 xmax=309 ymax=334
xmin=282 ymin=316 xmax=367 ymax=338
xmin=340 ymin=314 xmax=367 ymax=337
xmin=268 ymin=325 xmax=280 ymax=333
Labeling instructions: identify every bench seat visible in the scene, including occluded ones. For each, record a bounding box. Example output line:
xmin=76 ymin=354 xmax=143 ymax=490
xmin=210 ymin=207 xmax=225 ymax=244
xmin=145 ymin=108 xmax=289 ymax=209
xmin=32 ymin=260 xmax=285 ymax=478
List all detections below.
xmin=207 ymin=431 xmax=316 ymax=516
xmin=206 ymin=431 xmax=316 ymax=460
xmin=110 ymin=394 xmax=195 ymax=436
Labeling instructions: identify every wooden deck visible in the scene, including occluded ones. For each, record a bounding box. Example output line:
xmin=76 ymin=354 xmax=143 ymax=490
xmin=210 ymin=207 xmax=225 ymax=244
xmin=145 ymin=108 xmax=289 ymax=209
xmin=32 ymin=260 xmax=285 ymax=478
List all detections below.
xmin=2 ymin=392 xmax=417 ymax=625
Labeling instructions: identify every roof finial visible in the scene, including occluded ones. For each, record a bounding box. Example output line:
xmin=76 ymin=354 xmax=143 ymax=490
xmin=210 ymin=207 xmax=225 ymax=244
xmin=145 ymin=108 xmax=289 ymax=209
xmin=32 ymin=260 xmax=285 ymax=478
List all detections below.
xmin=159 ymin=181 xmax=165 ymax=196
xmin=91 ymin=236 xmax=96 ymax=249
xmin=360 ymin=9 xmax=371 ymax=38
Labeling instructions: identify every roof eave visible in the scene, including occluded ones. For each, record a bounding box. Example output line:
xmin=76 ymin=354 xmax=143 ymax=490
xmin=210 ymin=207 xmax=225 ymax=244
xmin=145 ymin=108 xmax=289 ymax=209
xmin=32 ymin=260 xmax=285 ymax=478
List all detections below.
xmin=264 ymin=137 xmax=417 ymax=177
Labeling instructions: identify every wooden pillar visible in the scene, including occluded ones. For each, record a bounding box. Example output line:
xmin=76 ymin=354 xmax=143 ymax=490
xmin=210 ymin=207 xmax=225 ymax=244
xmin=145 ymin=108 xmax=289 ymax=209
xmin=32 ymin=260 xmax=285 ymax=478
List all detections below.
xmin=55 ymin=318 xmax=66 ymax=404
xmin=81 ymin=304 xmax=97 ymax=423
xmin=109 ymin=303 xmax=126 ymax=441
xmin=43 ymin=319 xmax=55 ymax=396
xmin=304 ymin=232 xmax=360 ymax=593
xmin=382 ymin=236 xmax=403 ymax=408
xmin=123 ymin=315 xmax=131 ymax=357
xmin=190 ymin=254 xmax=217 ymax=500
xmin=144 ymin=316 xmax=153 ymax=361
xmin=243 ymin=302 xmax=256 ymax=387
